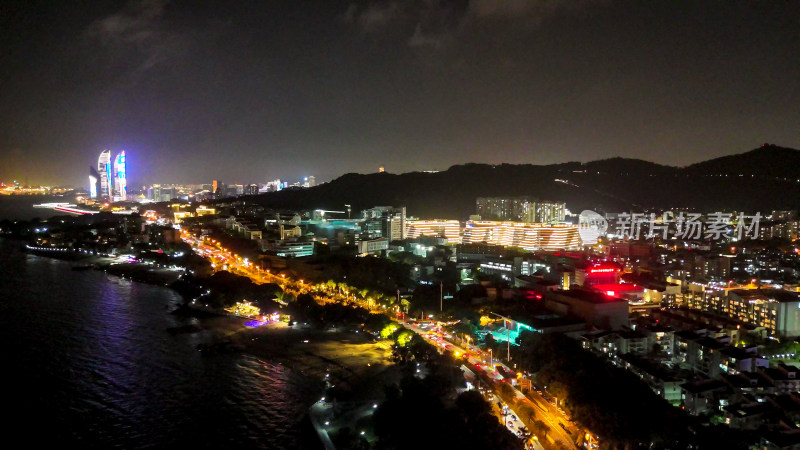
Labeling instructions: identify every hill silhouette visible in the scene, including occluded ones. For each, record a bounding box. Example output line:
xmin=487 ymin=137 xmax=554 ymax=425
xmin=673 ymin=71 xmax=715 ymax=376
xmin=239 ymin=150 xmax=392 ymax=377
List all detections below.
xmin=242 ymin=144 xmax=800 ymax=219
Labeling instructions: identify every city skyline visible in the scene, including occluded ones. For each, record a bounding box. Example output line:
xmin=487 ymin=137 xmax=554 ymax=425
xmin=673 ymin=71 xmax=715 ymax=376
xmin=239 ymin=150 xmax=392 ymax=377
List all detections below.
xmin=2 ymin=1 xmax=799 ymax=186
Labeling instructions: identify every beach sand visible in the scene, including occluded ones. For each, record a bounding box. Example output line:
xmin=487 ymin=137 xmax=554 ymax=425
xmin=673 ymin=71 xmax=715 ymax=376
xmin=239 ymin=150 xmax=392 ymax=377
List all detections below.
xmin=200 ymin=316 xmax=402 ymax=402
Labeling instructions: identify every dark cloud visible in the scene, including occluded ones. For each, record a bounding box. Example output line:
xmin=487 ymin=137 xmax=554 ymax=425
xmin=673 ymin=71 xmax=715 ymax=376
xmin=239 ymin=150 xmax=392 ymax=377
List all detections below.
xmin=408 ymin=23 xmax=449 ymax=49
xmin=343 ymin=0 xmax=468 ymax=47
xmin=87 ymin=0 xmax=166 ymax=46
xmin=344 ymin=0 xmax=604 ymax=49
xmin=467 ymin=0 xmax=597 ymax=19
xmin=85 ymin=0 xmax=186 ymax=74
xmin=344 ymin=2 xmax=402 ymax=33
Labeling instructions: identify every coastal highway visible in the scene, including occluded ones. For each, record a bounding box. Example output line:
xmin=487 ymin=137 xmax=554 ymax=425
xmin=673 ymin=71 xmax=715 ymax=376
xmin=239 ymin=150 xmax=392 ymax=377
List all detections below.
xmin=182 ymin=233 xmax=383 ymax=311
xmin=403 ymin=321 xmax=585 ymax=450
xmin=183 ymin=231 xmax=590 ymax=448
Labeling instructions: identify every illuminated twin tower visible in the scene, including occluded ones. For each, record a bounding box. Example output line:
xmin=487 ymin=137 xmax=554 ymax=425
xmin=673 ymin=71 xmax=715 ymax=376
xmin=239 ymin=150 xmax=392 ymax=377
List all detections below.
xmin=89 ymin=149 xmax=126 ymax=202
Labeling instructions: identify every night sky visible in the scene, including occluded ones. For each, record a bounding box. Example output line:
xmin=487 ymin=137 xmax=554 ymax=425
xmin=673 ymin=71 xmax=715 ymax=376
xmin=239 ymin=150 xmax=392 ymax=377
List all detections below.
xmin=2 ymin=0 xmax=798 ymax=187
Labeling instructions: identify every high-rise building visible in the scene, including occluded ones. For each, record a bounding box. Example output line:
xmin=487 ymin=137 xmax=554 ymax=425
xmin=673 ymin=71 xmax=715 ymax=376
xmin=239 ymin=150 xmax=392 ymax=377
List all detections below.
xmin=151 ymin=184 xmax=162 ymax=202
xmin=362 ymin=206 xmax=406 ymax=240
xmin=264 ymin=179 xmax=282 ymax=192
xmin=97 ymin=150 xmax=112 ymax=201
xmin=308 ymin=175 xmax=316 ymax=187
xmin=113 ymin=150 xmax=127 ymax=201
xmin=160 ymin=186 xmax=175 ymax=202
xmin=475 ymin=197 xmax=565 ymax=223
xmin=536 ymin=200 xmax=567 ymax=224
xmin=88 ymin=167 xmax=100 ymax=199
xmin=245 ymin=184 xmax=260 ymax=196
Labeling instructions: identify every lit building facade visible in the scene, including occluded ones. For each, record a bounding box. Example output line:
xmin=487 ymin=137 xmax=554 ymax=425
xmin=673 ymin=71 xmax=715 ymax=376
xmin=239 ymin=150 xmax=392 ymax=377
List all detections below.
xmin=536 ymin=200 xmax=567 ymax=224
xmin=575 ymin=263 xmax=621 ymax=286
xmin=260 ymin=241 xmax=314 ymax=258
xmin=97 ymin=149 xmax=112 ymax=201
xmin=462 ymin=221 xmax=583 ymax=250
xmin=358 ymin=237 xmax=389 ymax=254
xmin=405 ymin=220 xmax=462 ymax=244
xmin=113 ymin=150 xmax=126 ymax=201
xmin=88 ymin=166 xmax=100 ymax=199
xmin=475 ymin=197 xmax=565 ymax=223
xmin=362 ymin=206 xmax=406 ymax=241
xmin=245 ymin=184 xmax=260 ymax=196
xmin=196 ymin=205 xmax=216 ymax=216
xmin=679 ymin=288 xmax=800 ymax=338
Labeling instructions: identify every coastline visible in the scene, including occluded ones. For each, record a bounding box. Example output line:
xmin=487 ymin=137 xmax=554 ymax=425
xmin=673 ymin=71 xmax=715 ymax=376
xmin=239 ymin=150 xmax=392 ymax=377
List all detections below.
xmin=24 ymin=245 xmax=185 ymax=286
xmin=23 ymin=244 xmax=399 ymax=391
xmin=20 ymin=244 xmax=400 ymax=449
xmin=197 ymin=315 xmax=399 ymax=398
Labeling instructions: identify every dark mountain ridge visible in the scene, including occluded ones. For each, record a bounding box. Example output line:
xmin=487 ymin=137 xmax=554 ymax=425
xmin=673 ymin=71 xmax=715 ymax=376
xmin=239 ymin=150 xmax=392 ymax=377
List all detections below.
xmin=243 ymin=144 xmax=800 ymax=219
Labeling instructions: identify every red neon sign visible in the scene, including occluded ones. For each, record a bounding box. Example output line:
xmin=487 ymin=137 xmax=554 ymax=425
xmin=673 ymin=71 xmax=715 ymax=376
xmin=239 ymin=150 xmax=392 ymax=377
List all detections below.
xmin=589 ymin=268 xmax=616 ymax=274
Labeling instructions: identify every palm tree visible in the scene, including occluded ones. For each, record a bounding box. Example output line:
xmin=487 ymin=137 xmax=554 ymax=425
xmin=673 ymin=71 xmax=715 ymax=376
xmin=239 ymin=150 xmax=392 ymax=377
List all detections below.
xmin=325 ymin=279 xmax=337 ymax=292
xmin=532 ymin=420 xmax=548 ymax=438
xmin=274 ymin=290 xmax=287 ymax=305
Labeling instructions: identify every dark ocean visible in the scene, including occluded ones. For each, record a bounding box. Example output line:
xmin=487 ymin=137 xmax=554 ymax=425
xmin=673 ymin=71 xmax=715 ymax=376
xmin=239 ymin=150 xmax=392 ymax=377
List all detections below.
xmin=0 ymin=194 xmax=76 ymax=221
xmin=0 ymin=236 xmax=323 ymax=449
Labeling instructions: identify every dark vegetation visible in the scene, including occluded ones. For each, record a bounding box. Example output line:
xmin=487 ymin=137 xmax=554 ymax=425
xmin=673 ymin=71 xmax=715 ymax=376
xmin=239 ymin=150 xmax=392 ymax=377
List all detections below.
xmin=313 ymin=254 xmax=414 ymax=293
xmin=371 ymin=333 xmax=522 ymax=450
xmin=234 ymin=145 xmax=800 ymax=218
xmin=513 ymin=332 xmax=751 ymax=449
xmin=286 ymin=293 xmax=393 ymax=333
xmin=172 ymin=270 xmax=281 ymax=310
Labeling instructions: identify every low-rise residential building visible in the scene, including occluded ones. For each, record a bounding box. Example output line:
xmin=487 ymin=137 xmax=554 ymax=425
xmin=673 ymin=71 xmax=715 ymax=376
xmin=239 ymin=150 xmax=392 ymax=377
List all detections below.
xmin=762 ymin=363 xmax=800 ymax=394
xmin=545 ymin=289 xmax=629 ymax=330
xmin=673 ymin=287 xmax=800 ymax=338
xmin=259 ymin=240 xmax=314 ymax=258
xmin=680 ymin=379 xmax=730 ymax=415
xmin=618 ymin=354 xmax=683 ymax=405
xmin=723 ymin=402 xmax=779 ymax=430
xmin=358 ymin=237 xmax=389 ymax=254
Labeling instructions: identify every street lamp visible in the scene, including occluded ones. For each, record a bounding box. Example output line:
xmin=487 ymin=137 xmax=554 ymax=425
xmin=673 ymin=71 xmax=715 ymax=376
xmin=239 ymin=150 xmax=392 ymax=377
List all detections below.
xmin=491 ymin=312 xmax=512 ymax=362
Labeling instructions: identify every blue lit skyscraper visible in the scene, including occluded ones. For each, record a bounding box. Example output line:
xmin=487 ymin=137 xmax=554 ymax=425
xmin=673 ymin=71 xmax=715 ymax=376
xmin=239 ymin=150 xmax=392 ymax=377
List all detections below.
xmin=88 ymin=166 xmax=100 ymax=199
xmin=97 ymin=149 xmax=112 ymax=201
xmin=113 ymin=150 xmax=126 ymax=201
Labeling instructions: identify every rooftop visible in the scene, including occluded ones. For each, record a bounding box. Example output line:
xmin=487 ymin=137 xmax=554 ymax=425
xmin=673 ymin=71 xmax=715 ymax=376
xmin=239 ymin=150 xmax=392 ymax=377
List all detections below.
xmin=761 ymin=429 xmax=800 ymax=447
xmin=723 ymin=401 xmax=776 ymax=418
xmin=552 ymin=288 xmax=628 ymax=304
xmin=729 ymin=288 xmax=800 ymax=303
xmin=591 ymin=283 xmax=645 ymax=293
xmin=719 ymin=346 xmax=754 ymax=360
xmin=681 ymin=379 xmax=728 ymax=394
